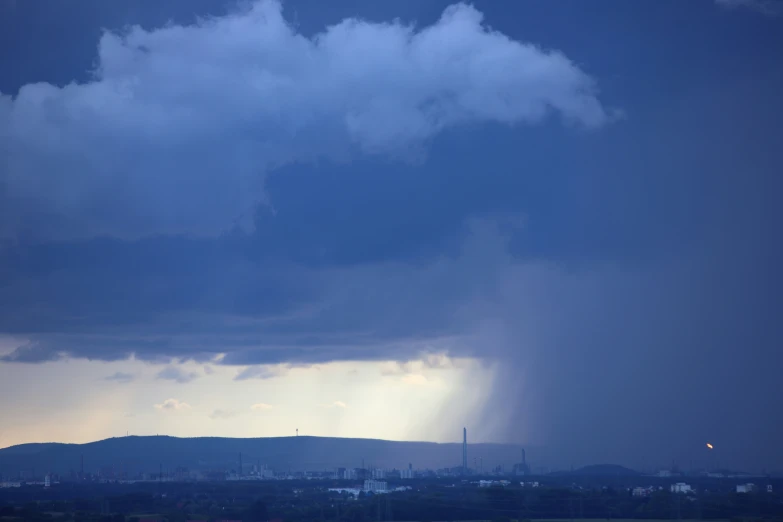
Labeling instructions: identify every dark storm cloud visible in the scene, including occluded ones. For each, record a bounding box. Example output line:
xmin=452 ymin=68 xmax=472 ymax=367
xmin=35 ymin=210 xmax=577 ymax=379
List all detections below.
xmin=715 ymin=0 xmax=782 ymax=15
xmin=0 ymin=0 xmax=782 ymax=472
xmin=0 ymin=236 xmax=314 ymax=334
xmin=0 ymin=334 xmax=197 ymax=363
xmin=0 ymin=217 xmax=517 ymax=364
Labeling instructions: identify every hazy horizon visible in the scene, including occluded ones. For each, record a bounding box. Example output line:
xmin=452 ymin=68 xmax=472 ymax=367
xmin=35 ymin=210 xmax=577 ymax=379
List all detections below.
xmin=0 ymin=433 xmax=720 ymax=474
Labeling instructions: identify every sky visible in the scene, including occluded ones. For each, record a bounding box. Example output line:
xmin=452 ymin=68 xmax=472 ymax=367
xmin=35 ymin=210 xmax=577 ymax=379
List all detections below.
xmin=0 ymin=0 xmax=782 ymax=472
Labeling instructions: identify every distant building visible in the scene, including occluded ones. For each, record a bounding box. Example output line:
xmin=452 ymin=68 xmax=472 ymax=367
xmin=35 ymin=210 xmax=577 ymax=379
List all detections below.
xmin=328 ymin=487 xmax=362 ymax=496
xmin=767 ymin=485 xmax=773 ymax=493
xmin=372 ymin=468 xmax=386 ymax=479
xmin=400 ymin=469 xmax=414 ymax=479
xmin=480 ymin=480 xmax=510 ymax=488
xmin=737 ymin=483 xmax=756 ymax=493
xmin=364 ymin=479 xmax=387 ymax=493
xmin=633 ymin=487 xmax=652 ymax=497
xmin=670 ymin=483 xmax=692 ymax=494
xmin=343 ymin=468 xmax=357 ymax=480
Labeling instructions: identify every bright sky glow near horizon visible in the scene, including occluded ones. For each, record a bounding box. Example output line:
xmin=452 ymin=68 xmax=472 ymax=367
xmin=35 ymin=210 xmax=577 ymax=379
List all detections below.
xmin=0 ymin=337 xmax=495 ymax=448
xmin=0 ymin=0 xmax=781 ymax=472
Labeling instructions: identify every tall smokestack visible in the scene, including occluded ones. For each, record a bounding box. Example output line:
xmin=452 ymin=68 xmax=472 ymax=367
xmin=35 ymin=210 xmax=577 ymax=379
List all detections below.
xmin=522 ymin=448 xmax=526 ymax=465
xmin=462 ymin=427 xmax=467 ymax=474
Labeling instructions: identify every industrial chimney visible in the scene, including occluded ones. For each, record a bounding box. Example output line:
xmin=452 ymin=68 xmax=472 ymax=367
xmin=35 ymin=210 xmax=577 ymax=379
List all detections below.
xmin=462 ymin=427 xmax=468 ymax=474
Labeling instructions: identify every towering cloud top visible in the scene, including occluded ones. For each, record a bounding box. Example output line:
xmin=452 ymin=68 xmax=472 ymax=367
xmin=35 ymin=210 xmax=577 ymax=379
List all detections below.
xmin=0 ymin=0 xmax=607 ymax=241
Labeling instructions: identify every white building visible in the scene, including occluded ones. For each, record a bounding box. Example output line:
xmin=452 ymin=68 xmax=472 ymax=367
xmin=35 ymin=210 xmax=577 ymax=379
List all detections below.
xmin=633 ymin=487 xmax=652 ymax=497
xmin=364 ymin=479 xmax=388 ymax=493
xmin=44 ymin=475 xmax=51 ymax=488
xmin=400 ymin=469 xmax=414 ymax=479
xmin=480 ymin=480 xmax=511 ymax=488
xmin=670 ymin=483 xmax=692 ymax=494
xmin=372 ymin=468 xmax=386 ymax=479
xmin=343 ymin=468 xmax=357 ymax=480
xmin=328 ymin=487 xmax=362 ymax=497
xmin=737 ymin=483 xmax=756 ymax=493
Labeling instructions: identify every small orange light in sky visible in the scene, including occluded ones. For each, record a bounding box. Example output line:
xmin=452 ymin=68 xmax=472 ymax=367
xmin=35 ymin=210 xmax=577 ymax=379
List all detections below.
xmin=706 ymin=443 xmax=714 ymax=449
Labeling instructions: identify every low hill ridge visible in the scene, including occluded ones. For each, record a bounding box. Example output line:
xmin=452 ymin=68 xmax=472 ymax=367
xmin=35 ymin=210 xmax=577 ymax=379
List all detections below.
xmin=0 ymin=435 xmax=525 ymax=475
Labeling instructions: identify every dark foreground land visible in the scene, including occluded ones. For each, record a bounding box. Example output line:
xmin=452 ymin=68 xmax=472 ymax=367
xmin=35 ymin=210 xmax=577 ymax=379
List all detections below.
xmin=1 ymin=476 xmax=782 ymax=522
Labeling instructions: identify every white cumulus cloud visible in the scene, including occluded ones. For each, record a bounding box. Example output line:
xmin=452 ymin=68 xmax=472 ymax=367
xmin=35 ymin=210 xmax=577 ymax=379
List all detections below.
xmin=0 ymin=0 xmax=608 ymax=241
xmin=154 ymin=398 xmax=191 ymax=411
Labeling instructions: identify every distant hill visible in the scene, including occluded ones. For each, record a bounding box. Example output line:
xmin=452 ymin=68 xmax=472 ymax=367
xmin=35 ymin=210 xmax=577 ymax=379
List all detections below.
xmin=0 ymin=443 xmax=66 ymax=456
xmin=0 ymin=435 xmax=524 ymax=476
xmin=551 ymin=464 xmax=640 ymax=476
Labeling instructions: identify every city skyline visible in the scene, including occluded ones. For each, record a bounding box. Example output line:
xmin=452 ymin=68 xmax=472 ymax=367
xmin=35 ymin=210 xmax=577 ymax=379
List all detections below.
xmin=0 ymin=430 xmax=753 ymax=480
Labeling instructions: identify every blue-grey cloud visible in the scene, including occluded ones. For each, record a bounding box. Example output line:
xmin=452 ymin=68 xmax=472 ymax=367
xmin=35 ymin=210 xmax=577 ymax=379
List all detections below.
xmin=234 ymin=365 xmax=290 ymax=381
xmin=0 ymin=340 xmax=63 ymax=363
xmin=156 ymin=366 xmax=199 ymax=384
xmin=104 ymin=371 xmax=134 ymax=383
xmin=0 ymin=0 xmax=607 ymax=242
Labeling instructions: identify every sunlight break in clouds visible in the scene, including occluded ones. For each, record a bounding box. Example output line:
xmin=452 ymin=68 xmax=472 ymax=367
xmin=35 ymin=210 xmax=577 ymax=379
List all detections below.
xmin=0 ymin=0 xmax=608 ymax=241
xmin=0 ymin=354 xmax=493 ymax=448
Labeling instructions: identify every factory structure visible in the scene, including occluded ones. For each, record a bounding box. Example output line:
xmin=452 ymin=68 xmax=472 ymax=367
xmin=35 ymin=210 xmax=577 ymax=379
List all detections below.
xmin=513 ymin=448 xmax=530 ymax=476
xmin=3 ymin=428 xmax=531 ymax=486
xmin=460 ymin=427 xmax=529 ymax=477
